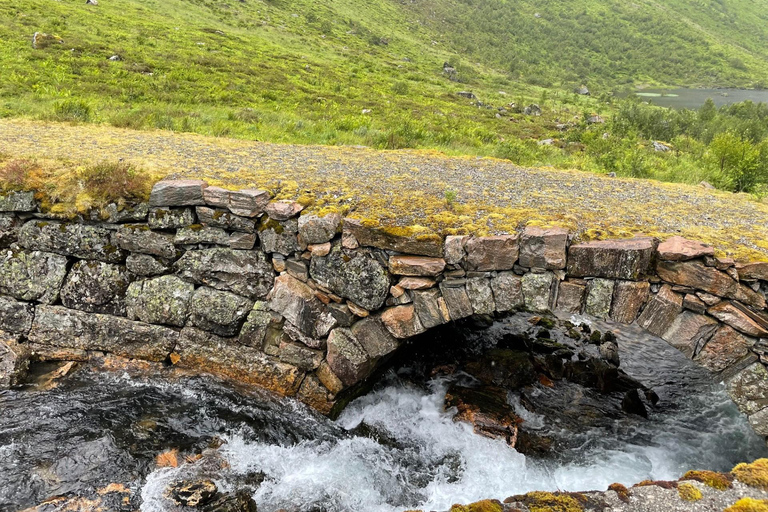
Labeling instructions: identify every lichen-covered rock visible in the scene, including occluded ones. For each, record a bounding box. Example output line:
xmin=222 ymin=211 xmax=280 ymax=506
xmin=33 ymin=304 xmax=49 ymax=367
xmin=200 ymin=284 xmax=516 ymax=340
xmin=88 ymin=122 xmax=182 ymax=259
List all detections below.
xmin=277 ymin=341 xmax=323 ymax=371
xmin=196 ymin=207 xmax=257 ymax=233
xmin=380 ymin=304 xmax=425 ymax=338
xmin=268 ymin=274 xmax=327 ymax=338
xmin=60 ymin=261 xmax=133 ymax=316
xmin=28 ymin=305 xmax=177 ymax=361
xmin=174 ymin=226 xmax=230 ymax=246
xmin=343 ymin=218 xmax=443 ymax=257
xmin=326 ymin=327 xmax=373 ymax=387
xmin=0 ymin=249 xmax=68 ymax=303
xmin=115 ymin=225 xmax=177 ymax=259
xmin=439 ymin=280 xmax=473 ymax=320
xmin=444 ymin=235 xmax=468 ymax=265
xmin=491 ymin=272 xmax=524 ymax=312
xmin=238 ymin=302 xmax=273 ymax=348
xmin=0 ymin=296 xmax=35 ymax=334
xmin=555 ymin=280 xmax=585 ymax=314
xmin=519 ymin=227 xmax=568 ymax=270
xmin=0 ymin=214 xmax=21 ymax=248
xmin=411 ymin=288 xmax=447 ymax=329
xmin=265 ymin=200 xmax=304 ymax=221
xmin=465 ymin=235 xmax=519 ymax=271
xmin=737 ymin=262 xmax=768 ymax=281
xmin=298 ymin=213 xmax=342 ymax=244
xmin=728 ymin=363 xmax=768 ymax=416
xmin=567 ymin=238 xmax=655 ymax=280
xmin=309 ymin=243 xmax=389 ymax=311
xmin=95 ymin=202 xmax=150 ymax=223
xmin=662 ymin=311 xmax=719 ymax=358
xmin=521 ymin=271 xmax=556 ymax=312
xmin=149 ymin=179 xmax=207 ymax=206
xmin=297 ymin=374 xmax=337 ymax=415
xmin=147 ymin=207 xmax=196 ymax=230
xmin=176 ymin=327 xmax=303 ymax=395
xmin=466 ymin=277 xmax=495 ymax=315
xmin=126 ymin=275 xmax=194 ymax=327
xmin=0 ymin=191 xmax=36 ymax=212
xmin=636 ymin=285 xmax=683 ymax=337
xmin=695 ymin=326 xmax=753 ymax=373
xmin=0 ymin=335 xmax=30 ymax=388
xmin=585 ymin=278 xmax=615 ymax=319
xmin=19 ymin=221 xmax=125 ymax=262
xmin=260 ymin=226 xmax=300 ymax=255
xmin=203 ymin=187 xmax=270 ymax=217
xmin=610 ymin=281 xmax=650 ymax=323
xmin=189 ymin=286 xmax=253 ymax=336
xmin=176 ymin=248 xmax=274 ymax=300
xmin=125 ymin=254 xmax=170 ymax=276
xmin=387 ymin=255 xmax=446 ymax=276
xmin=229 ymin=232 xmax=257 ymax=250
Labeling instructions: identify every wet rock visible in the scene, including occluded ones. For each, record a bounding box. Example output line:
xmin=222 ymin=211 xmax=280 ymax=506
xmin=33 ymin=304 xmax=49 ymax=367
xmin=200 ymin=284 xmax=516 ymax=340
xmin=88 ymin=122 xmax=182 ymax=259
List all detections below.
xmin=636 ymin=285 xmax=683 ymax=337
xmin=519 ymin=227 xmax=568 ymax=270
xmin=661 ymin=311 xmax=719 ymax=358
xmin=168 ymin=479 xmax=217 ymax=507
xmin=0 ymin=191 xmax=36 ymax=212
xmin=343 ymin=218 xmax=443 ymax=257
xmin=0 ymin=296 xmax=35 ymax=334
xmin=490 ymin=272 xmax=524 ymax=312
xmin=60 ymin=261 xmax=132 ymax=316
xmin=521 ymin=271 xmax=556 ymax=312
xmin=174 ymin=226 xmax=230 ymax=246
xmin=0 ymin=335 xmax=30 ymax=388
xmin=115 ymin=225 xmax=177 ymax=259
xmin=189 ymin=287 xmax=253 ymax=336
xmin=465 ymin=235 xmax=519 ymax=271
xmin=567 ymin=238 xmax=655 ymax=280
xmin=387 ymin=255 xmax=445 ymax=276
xmin=126 ymin=275 xmax=194 ymax=327
xmin=176 ymin=248 xmax=274 ymax=300
xmin=380 ymin=304 xmax=425 ymax=338
xmin=466 ymin=277 xmax=495 ymax=315
xmin=0 ymin=249 xmax=68 ymax=303
xmin=464 ymin=348 xmax=538 ymax=388
xmin=707 ymin=301 xmax=768 ymax=337
xmin=326 ymin=327 xmax=373 ymax=387
xmin=0 ymin=214 xmax=21 ymax=247
xmin=267 ymin=274 xmax=326 ymax=338
xmin=297 ymin=373 xmax=337 ymax=416
xmin=147 ymin=207 xmax=196 ymax=230
xmin=29 ymin=305 xmax=178 ymax=361
xmin=177 ymin=327 xmax=303 ymax=395
xmin=196 ymin=207 xmax=257 ymax=233
xmin=556 ymin=280 xmax=586 ymax=314
xmin=695 ymin=325 xmax=753 ymax=373
xmin=621 ymin=388 xmax=648 ymax=418
xmin=599 ymin=341 xmax=620 ymax=366
xmin=19 ymin=221 xmax=125 ymax=262
xmin=149 ymin=179 xmax=208 ymax=206
xmin=585 ymin=278 xmax=615 ymax=319
xmin=445 ymin=384 xmax=520 ymax=447
xmin=444 ymin=235 xmax=468 ymax=265
xmin=439 ymin=280 xmax=473 ymax=320
xmin=298 ymin=213 xmax=342 ymax=244
xmin=125 ymin=253 xmax=170 ymax=276
xmin=265 ymin=200 xmax=304 ymax=221
xmin=657 ymin=236 xmax=715 ymax=261
xmin=309 ymin=243 xmax=389 ymax=310
xmin=610 ymin=280 xmax=650 ymax=323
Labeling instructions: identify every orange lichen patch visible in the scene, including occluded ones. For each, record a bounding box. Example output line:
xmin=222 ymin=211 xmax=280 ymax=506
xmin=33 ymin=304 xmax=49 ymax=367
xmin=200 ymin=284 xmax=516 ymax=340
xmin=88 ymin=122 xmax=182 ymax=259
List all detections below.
xmin=681 ymin=470 xmax=733 ymax=490
xmin=724 ymin=498 xmax=768 ymax=512
xmin=449 ymin=499 xmax=504 ymax=512
xmin=677 ymin=482 xmax=703 ymax=502
xmin=607 ymin=483 xmax=631 ymax=503
xmin=733 ymin=459 xmax=768 ymax=490
xmin=30 ymin=496 xmax=104 ymax=512
xmin=97 ymin=483 xmax=131 ymax=495
xmin=156 ymin=449 xmax=179 ymax=468
xmin=168 ymin=352 xmax=181 ymax=365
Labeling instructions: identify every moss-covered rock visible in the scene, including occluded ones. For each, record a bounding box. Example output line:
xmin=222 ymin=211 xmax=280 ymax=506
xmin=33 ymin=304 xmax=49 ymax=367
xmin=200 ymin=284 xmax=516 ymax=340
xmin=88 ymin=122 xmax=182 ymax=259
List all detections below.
xmin=18 ymin=220 xmax=126 ymax=263
xmin=175 ymin=248 xmax=274 ymax=300
xmin=60 ymin=260 xmax=133 ymax=316
xmin=188 ymin=286 xmax=253 ymax=337
xmin=0 ymin=249 xmax=68 ymax=304
xmin=126 ymin=275 xmax=194 ymax=327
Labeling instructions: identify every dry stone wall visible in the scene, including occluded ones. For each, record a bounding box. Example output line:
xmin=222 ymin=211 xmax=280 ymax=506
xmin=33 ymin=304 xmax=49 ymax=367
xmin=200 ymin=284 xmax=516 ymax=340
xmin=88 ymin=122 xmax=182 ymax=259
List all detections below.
xmin=2 ymin=183 xmax=768 ymax=437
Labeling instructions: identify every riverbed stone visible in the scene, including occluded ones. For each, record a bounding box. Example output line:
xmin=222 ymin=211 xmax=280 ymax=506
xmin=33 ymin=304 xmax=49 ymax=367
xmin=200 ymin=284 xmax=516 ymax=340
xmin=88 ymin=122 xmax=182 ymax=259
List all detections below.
xmin=465 ymin=235 xmax=519 ymax=271
xmin=176 ymin=327 xmax=302 ymax=395
xmin=29 ymin=305 xmax=178 ymax=361
xmin=126 ymin=275 xmax=194 ymax=327
xmin=326 ymin=327 xmax=373 ymax=387
xmin=267 ymin=274 xmax=326 ymax=338
xmin=610 ymin=280 xmax=650 ymax=323
xmin=444 ymin=235 xmax=468 ymax=265
xmin=0 ymin=214 xmax=21 ymax=248
xmin=0 ymin=191 xmax=36 ymax=212
xmin=125 ymin=254 xmax=170 ymax=276
xmin=0 ymin=336 xmax=30 ymax=388
xmin=298 ymin=213 xmax=342 ymax=244
xmin=196 ymin=207 xmax=257 ymax=233
xmin=567 ymin=237 xmax=655 ymax=280
xmin=0 ymin=296 xmax=34 ymax=334
xmin=695 ymin=325 xmax=753 ymax=373
xmin=466 ymin=277 xmax=495 ymax=315
xmin=188 ymin=286 xmax=253 ymax=337
xmin=585 ymin=278 xmax=615 ymax=319
xmin=115 ymin=225 xmax=177 ymax=259
xmin=521 ymin=271 xmax=556 ymax=313
xmin=380 ymin=304 xmax=425 ymax=339
xmin=439 ymin=280 xmax=473 ymax=320
xmin=147 ymin=207 xmax=196 ymax=230
xmin=309 ymin=243 xmax=389 ymax=311
xmin=176 ymin=248 xmax=274 ymax=300
xmin=727 ymin=363 xmax=768 ymax=416
xmin=636 ymin=285 xmax=683 ymax=337
xmin=342 ymin=218 xmax=443 ymax=257
xmin=657 ymin=236 xmax=715 ymax=261
xmin=174 ymin=226 xmax=230 ymax=246
xmin=555 ymin=280 xmax=586 ymax=314
xmin=519 ymin=227 xmax=568 ymax=270
xmin=0 ymin=249 xmax=68 ymax=304
xmin=387 ymin=255 xmax=446 ymax=276
xmin=661 ymin=311 xmax=719 ymax=358
xmin=411 ymin=288 xmax=447 ymax=329
xmin=149 ymin=180 xmax=208 ymax=206
xmin=60 ymin=261 xmax=132 ymax=316
xmin=707 ymin=301 xmax=768 ymax=337
xmin=351 ymin=316 xmax=400 ymax=359
xmin=19 ymin=221 xmax=125 ymax=263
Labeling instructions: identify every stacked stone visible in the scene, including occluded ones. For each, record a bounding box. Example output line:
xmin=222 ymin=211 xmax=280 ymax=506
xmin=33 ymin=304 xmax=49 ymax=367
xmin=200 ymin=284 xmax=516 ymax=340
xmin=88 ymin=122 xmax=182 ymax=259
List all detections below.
xmin=2 ymin=182 xmax=768 ymax=431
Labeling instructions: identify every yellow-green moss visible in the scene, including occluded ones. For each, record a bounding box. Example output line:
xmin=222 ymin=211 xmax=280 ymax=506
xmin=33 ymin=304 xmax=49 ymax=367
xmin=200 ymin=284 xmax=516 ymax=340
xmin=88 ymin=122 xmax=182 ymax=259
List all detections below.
xmin=515 ymin=491 xmax=584 ymax=512
xmin=448 ymin=500 xmax=503 ymax=512
xmin=681 ymin=470 xmax=733 ymax=490
xmin=724 ymin=498 xmax=768 ymax=512
xmin=677 ymin=482 xmax=702 ymax=502
xmin=733 ymin=459 xmax=768 ymax=490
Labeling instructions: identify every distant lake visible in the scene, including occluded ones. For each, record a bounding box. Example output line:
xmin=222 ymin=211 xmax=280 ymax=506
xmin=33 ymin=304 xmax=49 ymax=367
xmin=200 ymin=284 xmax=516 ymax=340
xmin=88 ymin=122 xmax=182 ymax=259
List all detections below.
xmin=621 ymin=88 xmax=768 ymax=109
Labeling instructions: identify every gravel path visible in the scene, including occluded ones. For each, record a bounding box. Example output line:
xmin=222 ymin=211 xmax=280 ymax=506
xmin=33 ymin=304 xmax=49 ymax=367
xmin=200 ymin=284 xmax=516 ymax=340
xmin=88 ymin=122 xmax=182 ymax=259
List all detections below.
xmin=2 ymin=119 xmax=768 ymax=260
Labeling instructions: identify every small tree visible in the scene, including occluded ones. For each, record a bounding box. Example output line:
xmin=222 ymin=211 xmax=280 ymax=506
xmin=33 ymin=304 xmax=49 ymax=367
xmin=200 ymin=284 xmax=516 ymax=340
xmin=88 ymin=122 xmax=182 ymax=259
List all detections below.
xmin=707 ymin=132 xmax=765 ymax=192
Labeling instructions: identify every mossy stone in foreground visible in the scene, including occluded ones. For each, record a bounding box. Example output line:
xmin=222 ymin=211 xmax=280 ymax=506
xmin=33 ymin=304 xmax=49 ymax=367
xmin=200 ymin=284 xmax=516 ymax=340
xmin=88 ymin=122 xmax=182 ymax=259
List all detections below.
xmin=733 ymin=459 xmax=768 ymax=490
xmin=725 ymin=497 xmax=768 ymax=512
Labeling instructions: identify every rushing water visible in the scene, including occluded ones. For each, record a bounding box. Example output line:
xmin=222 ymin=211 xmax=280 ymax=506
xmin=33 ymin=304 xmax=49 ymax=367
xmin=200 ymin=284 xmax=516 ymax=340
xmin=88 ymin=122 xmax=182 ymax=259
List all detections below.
xmin=2 ymin=316 xmax=767 ymax=512
xmin=623 ymin=88 xmax=768 ymax=109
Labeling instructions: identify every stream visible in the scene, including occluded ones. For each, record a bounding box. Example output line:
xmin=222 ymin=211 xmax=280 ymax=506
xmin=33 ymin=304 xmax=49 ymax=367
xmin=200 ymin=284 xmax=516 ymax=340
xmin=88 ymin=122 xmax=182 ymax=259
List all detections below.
xmin=2 ymin=315 xmax=767 ymax=512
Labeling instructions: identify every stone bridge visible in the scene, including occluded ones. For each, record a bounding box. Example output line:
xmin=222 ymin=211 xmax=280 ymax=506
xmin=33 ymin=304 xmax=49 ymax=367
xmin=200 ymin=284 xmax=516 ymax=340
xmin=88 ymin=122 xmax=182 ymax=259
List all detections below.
xmin=1 ymin=180 xmax=768 ymax=439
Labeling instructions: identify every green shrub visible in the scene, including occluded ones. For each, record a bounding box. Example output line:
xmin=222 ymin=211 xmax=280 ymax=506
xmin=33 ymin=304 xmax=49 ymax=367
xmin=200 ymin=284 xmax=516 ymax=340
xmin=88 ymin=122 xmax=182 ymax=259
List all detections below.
xmin=53 ymin=99 xmax=92 ymax=122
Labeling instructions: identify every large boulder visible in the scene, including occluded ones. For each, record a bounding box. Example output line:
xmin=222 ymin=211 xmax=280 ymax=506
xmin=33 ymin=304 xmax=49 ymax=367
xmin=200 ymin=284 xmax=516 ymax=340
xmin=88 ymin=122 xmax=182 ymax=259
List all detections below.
xmin=176 ymin=248 xmax=274 ymax=300
xmin=0 ymin=191 xmax=36 ymax=212
xmin=188 ymin=286 xmax=253 ymax=336
xmin=0 ymin=296 xmax=35 ymax=334
xmin=309 ymin=243 xmax=389 ymax=311
xmin=115 ymin=225 xmax=177 ymax=259
xmin=18 ymin=221 xmax=125 ymax=263
xmin=28 ymin=305 xmax=178 ymax=361
xmin=519 ymin=227 xmax=568 ymax=270
xmin=567 ymin=238 xmax=654 ymax=280
xmin=60 ymin=261 xmax=133 ymax=316
xmin=126 ymin=275 xmax=194 ymax=327
xmin=465 ymin=235 xmax=519 ymax=271
xmin=298 ymin=213 xmax=342 ymax=244
xmin=343 ymin=219 xmax=443 ymax=257
xmin=149 ymin=180 xmax=208 ymax=206
xmin=0 ymin=249 xmax=68 ymax=303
